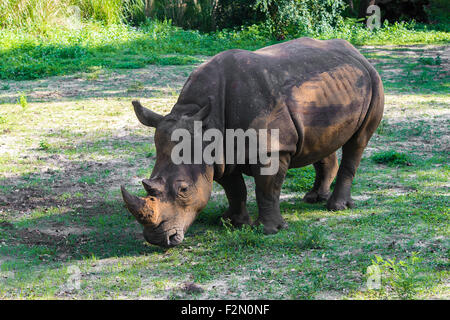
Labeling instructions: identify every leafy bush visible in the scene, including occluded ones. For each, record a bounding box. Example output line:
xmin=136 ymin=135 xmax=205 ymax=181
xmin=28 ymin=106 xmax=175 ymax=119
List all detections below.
xmin=149 ymin=0 xmax=218 ymax=32
xmin=254 ymin=0 xmax=347 ymax=39
xmin=215 ymin=0 xmax=263 ymax=30
xmin=424 ymin=0 xmax=450 ymax=26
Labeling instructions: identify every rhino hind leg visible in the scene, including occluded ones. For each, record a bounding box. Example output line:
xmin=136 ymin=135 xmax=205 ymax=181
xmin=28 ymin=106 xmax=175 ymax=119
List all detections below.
xmin=326 ymin=144 xmax=364 ymax=211
xmin=303 ymin=152 xmax=339 ymax=203
xmin=327 ymin=87 xmax=384 ymax=211
xmin=217 ymin=173 xmax=252 ymax=227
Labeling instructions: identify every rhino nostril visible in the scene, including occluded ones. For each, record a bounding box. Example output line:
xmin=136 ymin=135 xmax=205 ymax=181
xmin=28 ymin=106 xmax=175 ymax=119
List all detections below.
xmin=168 ymin=231 xmax=184 ymax=246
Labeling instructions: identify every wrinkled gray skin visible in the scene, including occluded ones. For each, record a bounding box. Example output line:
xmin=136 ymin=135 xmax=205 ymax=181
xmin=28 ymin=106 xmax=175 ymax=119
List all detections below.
xmin=121 ymin=37 xmax=384 ymax=248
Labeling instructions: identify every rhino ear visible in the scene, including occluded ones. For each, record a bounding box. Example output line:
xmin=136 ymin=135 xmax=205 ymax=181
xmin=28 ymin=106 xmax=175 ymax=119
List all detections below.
xmin=188 ymin=96 xmax=214 ymax=122
xmin=132 ymin=100 xmax=163 ymax=127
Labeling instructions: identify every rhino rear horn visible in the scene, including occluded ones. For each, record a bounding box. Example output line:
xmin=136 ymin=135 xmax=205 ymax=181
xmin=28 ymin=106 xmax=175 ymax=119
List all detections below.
xmin=142 ymin=179 xmax=164 ymax=195
xmin=132 ymin=100 xmax=163 ymax=127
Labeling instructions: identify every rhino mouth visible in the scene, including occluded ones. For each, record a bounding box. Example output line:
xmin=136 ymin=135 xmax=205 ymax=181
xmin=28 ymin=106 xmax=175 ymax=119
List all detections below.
xmin=144 ymin=227 xmax=185 ymax=248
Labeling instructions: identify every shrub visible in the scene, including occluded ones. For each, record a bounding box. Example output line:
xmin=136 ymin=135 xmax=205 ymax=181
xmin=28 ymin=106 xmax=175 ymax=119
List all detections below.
xmin=253 ymin=0 xmax=347 ymax=39
xmin=424 ymin=0 xmax=450 ymax=25
xmin=214 ymin=0 xmax=264 ymax=30
xmin=371 ymin=150 xmax=412 ymax=167
xmin=149 ymin=0 xmax=218 ymax=32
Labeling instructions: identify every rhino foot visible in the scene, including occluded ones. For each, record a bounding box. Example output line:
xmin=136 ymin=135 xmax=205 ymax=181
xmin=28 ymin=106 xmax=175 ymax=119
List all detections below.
xmin=326 ymin=198 xmax=355 ymax=211
xmin=254 ymin=216 xmax=288 ymax=235
xmin=303 ymin=190 xmax=330 ymax=203
xmin=222 ymin=208 xmax=252 ymax=228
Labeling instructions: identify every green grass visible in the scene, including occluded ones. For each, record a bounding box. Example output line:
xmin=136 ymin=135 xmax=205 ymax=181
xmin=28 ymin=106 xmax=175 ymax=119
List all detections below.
xmin=0 ymin=19 xmax=449 ymax=81
xmin=0 ymin=26 xmax=449 ymax=299
xmin=371 ymin=150 xmax=412 ymax=167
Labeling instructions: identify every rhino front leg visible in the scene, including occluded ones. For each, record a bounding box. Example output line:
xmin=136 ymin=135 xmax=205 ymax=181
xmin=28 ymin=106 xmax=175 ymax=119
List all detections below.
xmin=217 ymin=173 xmax=252 ymax=227
xmin=253 ymin=155 xmax=290 ymax=234
xmin=303 ymin=152 xmax=339 ymax=203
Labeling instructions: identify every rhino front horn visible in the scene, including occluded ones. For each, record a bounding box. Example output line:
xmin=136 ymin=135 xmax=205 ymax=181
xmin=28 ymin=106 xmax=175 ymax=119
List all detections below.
xmin=120 ymin=185 xmax=159 ymax=226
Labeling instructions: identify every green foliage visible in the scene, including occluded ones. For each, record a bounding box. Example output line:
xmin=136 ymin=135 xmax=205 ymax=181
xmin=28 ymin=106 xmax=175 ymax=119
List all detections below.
xmin=0 ymin=20 xmax=269 ymax=81
xmin=72 ymin=0 xmax=125 ymax=25
xmin=39 ymin=139 xmax=51 ymax=150
xmin=376 ymin=119 xmax=388 ymax=135
xmin=418 ymin=55 xmax=441 ymax=66
xmin=215 ymin=0 xmax=264 ymax=30
xmin=0 ymin=115 xmax=7 ymax=125
xmin=371 ymin=150 xmax=411 ymax=167
xmin=216 ymin=220 xmax=265 ymax=252
xmin=0 ymin=0 xmax=69 ymax=30
xmin=369 ymin=253 xmax=423 ymax=299
xmin=0 ymin=0 xmax=147 ymax=29
xmin=424 ymin=0 xmax=450 ymax=25
xmin=151 ymin=0 xmax=218 ymax=32
xmin=293 ymin=224 xmax=327 ymax=249
xmin=284 ymin=166 xmax=315 ymax=192
xmin=0 ymin=7 xmax=449 ymax=81
xmin=73 ymin=0 xmax=148 ymax=26
xmin=254 ymin=0 xmax=347 ymax=39
xmin=17 ymin=93 xmax=28 ymax=109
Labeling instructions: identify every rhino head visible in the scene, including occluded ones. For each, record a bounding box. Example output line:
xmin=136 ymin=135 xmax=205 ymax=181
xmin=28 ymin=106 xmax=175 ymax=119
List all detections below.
xmin=121 ymin=100 xmax=216 ymax=248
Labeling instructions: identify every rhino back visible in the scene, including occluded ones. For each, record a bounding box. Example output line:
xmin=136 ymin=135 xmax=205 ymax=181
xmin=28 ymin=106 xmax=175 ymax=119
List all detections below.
xmin=175 ymin=38 xmax=376 ymax=168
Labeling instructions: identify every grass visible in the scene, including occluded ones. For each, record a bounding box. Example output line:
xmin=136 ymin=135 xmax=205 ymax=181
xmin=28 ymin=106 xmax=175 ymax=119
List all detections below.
xmin=0 ymin=0 xmax=145 ymax=30
xmin=0 ymin=19 xmax=449 ymax=81
xmin=0 ymin=23 xmax=449 ymax=299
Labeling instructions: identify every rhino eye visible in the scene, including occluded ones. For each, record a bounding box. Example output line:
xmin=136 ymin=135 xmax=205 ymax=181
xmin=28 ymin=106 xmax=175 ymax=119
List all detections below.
xmin=176 ymin=182 xmax=190 ymax=196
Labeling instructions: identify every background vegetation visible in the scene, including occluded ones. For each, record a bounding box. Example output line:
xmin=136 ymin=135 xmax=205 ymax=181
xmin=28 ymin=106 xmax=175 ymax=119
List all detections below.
xmin=0 ymin=0 xmax=449 ymax=81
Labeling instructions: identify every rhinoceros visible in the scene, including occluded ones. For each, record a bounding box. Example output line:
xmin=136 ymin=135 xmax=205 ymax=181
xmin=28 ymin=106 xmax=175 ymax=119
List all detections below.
xmin=121 ymin=37 xmax=384 ymax=248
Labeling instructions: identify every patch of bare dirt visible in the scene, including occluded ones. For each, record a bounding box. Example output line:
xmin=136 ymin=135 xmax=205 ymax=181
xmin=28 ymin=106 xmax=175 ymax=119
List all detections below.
xmin=0 ymin=64 xmax=197 ymax=104
xmin=181 ymin=282 xmax=204 ymax=294
xmin=16 ymin=227 xmax=69 ymax=246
